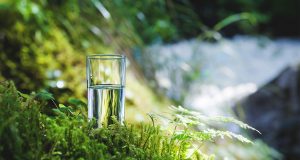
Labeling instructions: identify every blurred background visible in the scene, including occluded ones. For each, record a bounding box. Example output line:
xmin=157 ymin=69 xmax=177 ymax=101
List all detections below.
xmin=0 ymin=0 xmax=299 ymax=159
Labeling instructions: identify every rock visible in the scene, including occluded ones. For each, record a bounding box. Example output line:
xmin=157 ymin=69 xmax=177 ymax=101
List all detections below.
xmin=235 ymin=66 xmax=300 ymax=160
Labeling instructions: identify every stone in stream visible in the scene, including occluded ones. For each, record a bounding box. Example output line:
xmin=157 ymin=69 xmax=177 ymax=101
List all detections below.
xmin=235 ymin=66 xmax=300 ymax=160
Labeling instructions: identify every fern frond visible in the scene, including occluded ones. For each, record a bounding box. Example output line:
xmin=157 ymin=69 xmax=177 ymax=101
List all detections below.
xmin=207 ymin=116 xmax=261 ymax=134
xmin=166 ymin=105 xmax=258 ymax=144
xmin=169 ymin=105 xmax=260 ymax=134
xmin=203 ymin=129 xmax=253 ymax=144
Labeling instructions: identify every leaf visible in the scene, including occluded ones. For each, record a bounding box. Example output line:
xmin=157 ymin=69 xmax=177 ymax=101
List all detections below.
xmin=213 ymin=12 xmax=257 ymax=31
xmin=172 ymin=131 xmax=192 ymax=141
xmin=208 ymin=116 xmax=261 ymax=134
xmin=52 ymin=108 xmax=66 ymax=117
xmin=170 ymin=105 xmax=260 ymax=134
xmin=58 ymin=104 xmax=74 ymax=115
xmin=68 ymin=97 xmax=86 ymax=107
xmin=35 ymin=90 xmax=54 ymax=101
xmin=203 ymin=129 xmax=253 ymax=144
xmin=17 ymin=91 xmax=30 ymax=99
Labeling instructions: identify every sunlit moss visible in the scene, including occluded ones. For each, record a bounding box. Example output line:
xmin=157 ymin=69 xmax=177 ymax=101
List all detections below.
xmin=0 ymin=81 xmax=215 ymax=159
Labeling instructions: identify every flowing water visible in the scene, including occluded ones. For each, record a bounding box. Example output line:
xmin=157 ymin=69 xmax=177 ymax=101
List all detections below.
xmin=138 ymin=36 xmax=300 ymax=117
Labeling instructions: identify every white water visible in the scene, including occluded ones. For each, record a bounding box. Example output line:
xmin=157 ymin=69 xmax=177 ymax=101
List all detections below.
xmin=143 ymin=36 xmax=300 ymax=116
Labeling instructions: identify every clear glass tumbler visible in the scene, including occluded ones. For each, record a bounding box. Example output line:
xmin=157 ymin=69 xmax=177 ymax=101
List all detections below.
xmin=86 ymin=54 xmax=126 ymax=127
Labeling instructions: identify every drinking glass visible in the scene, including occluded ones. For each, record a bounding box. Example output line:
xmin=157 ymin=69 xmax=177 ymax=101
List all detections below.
xmin=86 ymin=54 xmax=126 ymax=127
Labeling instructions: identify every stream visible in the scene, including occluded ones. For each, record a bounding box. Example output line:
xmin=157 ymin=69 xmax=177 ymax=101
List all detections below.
xmin=139 ymin=35 xmax=300 ymax=116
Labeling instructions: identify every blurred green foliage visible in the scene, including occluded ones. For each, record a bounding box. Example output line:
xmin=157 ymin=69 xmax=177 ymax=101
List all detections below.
xmin=2 ymin=0 xmax=293 ymax=103
xmin=0 ymin=0 xmax=135 ymax=102
xmin=190 ymin=0 xmax=300 ymax=37
xmin=0 ymin=0 xmax=203 ymax=103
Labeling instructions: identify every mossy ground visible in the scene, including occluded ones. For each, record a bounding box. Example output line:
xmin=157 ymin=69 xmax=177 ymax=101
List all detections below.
xmin=0 ymin=81 xmax=214 ymax=160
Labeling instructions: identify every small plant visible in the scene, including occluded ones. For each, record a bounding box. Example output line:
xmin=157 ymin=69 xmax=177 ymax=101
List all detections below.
xmin=148 ymin=105 xmax=261 ymax=159
xmin=0 ymin=81 xmax=257 ymax=159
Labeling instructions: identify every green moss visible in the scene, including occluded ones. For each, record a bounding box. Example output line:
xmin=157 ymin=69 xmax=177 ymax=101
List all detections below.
xmin=0 ymin=81 xmax=216 ymax=159
xmin=1 ymin=81 xmax=269 ymax=159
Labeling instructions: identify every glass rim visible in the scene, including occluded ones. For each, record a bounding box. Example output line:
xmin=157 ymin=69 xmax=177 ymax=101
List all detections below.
xmin=87 ymin=54 xmax=125 ymax=59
